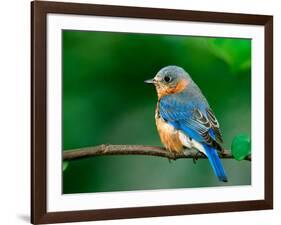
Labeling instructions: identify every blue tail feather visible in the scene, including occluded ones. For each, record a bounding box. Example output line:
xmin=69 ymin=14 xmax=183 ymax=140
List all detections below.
xmin=203 ymin=144 xmax=228 ymax=182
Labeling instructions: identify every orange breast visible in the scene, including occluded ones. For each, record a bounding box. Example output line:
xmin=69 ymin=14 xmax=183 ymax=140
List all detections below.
xmin=155 ymin=108 xmax=183 ymax=153
xmin=157 ymin=79 xmax=188 ymax=99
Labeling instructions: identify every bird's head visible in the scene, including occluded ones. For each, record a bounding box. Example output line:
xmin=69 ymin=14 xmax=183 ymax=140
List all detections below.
xmin=145 ymin=65 xmax=191 ymax=99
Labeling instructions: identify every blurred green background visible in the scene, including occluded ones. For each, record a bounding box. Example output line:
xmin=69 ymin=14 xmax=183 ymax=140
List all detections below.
xmin=63 ymin=30 xmax=251 ymax=194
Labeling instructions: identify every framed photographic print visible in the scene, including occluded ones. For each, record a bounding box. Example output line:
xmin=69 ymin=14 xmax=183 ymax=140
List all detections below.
xmin=31 ymin=1 xmax=273 ymax=224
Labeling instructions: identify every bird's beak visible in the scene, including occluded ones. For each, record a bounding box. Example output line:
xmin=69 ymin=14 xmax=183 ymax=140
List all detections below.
xmin=144 ymin=78 xmax=155 ymax=84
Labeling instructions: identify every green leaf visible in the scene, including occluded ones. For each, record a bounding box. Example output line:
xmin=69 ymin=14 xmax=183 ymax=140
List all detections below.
xmin=63 ymin=161 xmax=69 ymax=171
xmin=231 ymin=134 xmax=251 ymax=161
xmin=207 ymin=38 xmax=251 ymax=74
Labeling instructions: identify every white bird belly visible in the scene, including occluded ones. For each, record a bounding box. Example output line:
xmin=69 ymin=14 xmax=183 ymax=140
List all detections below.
xmin=178 ymin=131 xmax=206 ymax=155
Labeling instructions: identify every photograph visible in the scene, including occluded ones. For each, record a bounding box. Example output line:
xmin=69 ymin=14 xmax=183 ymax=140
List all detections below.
xmin=1 ymin=0 xmax=278 ymax=224
xmin=30 ymin=1 xmax=273 ymax=223
xmin=62 ymin=30 xmax=252 ymax=194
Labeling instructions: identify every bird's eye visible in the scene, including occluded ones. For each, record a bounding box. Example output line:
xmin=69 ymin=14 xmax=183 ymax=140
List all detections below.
xmin=164 ymin=76 xmax=171 ymax=83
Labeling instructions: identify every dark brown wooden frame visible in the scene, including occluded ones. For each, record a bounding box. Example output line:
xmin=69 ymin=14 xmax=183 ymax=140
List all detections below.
xmin=31 ymin=1 xmax=273 ymax=224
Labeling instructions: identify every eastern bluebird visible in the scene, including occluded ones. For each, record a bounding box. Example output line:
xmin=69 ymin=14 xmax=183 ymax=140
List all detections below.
xmin=145 ymin=65 xmax=227 ymax=182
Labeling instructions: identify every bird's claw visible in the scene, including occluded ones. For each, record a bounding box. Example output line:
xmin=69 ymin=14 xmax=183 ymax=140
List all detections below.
xmin=192 ymin=151 xmax=204 ymax=164
xmin=221 ymin=149 xmax=227 ymax=156
xmin=168 ymin=152 xmax=177 ymax=163
xmin=192 ymin=154 xmax=199 ymax=164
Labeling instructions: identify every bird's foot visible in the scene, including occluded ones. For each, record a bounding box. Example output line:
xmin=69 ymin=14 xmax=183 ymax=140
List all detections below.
xmin=168 ymin=152 xmax=177 ymax=163
xmin=192 ymin=151 xmax=204 ymax=164
xmin=220 ymin=149 xmax=227 ymax=156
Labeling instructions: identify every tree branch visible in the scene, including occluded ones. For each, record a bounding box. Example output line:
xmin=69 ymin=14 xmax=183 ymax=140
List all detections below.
xmin=63 ymin=144 xmax=251 ymax=161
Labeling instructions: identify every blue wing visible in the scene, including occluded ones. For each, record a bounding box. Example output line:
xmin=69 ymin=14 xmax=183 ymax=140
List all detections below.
xmin=159 ymin=94 xmax=223 ymax=150
xmin=159 ymin=94 xmax=227 ymax=182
